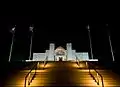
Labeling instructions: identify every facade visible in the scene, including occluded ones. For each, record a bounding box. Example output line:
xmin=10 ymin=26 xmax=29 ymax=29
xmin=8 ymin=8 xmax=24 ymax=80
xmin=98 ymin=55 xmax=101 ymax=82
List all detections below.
xmin=32 ymin=43 xmax=98 ymax=61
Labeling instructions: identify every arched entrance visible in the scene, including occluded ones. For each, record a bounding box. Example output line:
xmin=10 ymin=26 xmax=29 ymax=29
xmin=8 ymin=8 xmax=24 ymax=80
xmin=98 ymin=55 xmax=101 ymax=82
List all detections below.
xmin=54 ymin=46 xmax=67 ymax=61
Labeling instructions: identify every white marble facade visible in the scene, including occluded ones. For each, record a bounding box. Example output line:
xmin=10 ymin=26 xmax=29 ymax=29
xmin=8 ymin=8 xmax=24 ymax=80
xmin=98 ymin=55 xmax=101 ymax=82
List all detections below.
xmin=33 ymin=43 xmax=98 ymax=61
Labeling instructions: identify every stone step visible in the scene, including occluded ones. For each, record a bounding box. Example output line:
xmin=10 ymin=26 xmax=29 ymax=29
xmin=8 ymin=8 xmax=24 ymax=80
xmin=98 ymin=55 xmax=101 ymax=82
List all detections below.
xmin=4 ymin=62 xmax=120 ymax=87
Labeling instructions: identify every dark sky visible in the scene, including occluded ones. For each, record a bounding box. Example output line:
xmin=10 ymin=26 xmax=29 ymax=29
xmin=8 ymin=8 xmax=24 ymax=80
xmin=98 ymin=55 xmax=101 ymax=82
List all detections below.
xmin=0 ymin=16 xmax=119 ymax=62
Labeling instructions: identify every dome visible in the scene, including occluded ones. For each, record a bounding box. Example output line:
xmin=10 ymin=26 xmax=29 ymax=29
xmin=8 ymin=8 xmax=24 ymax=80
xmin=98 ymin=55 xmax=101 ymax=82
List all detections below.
xmin=56 ymin=46 xmax=65 ymax=50
xmin=55 ymin=46 xmax=66 ymax=55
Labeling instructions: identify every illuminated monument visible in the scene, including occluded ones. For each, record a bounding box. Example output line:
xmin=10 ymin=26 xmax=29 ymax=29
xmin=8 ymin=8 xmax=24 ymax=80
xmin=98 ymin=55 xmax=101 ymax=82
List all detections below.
xmin=32 ymin=43 xmax=98 ymax=61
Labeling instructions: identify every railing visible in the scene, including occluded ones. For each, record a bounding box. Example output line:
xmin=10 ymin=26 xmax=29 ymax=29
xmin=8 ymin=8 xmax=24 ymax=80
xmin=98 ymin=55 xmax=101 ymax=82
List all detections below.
xmin=88 ymin=62 xmax=104 ymax=87
xmin=76 ymin=56 xmax=80 ymax=67
xmin=24 ymin=62 xmax=38 ymax=87
xmin=75 ymin=55 xmax=89 ymax=69
xmin=43 ymin=56 xmax=48 ymax=69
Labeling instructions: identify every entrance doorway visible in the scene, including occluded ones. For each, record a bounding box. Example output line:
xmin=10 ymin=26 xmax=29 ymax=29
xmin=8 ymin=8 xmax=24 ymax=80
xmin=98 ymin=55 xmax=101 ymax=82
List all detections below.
xmin=59 ymin=57 xmax=63 ymax=61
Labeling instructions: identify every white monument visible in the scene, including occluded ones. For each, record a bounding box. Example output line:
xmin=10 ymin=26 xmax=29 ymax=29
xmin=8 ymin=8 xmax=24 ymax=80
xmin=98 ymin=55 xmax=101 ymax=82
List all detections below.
xmin=31 ymin=43 xmax=98 ymax=61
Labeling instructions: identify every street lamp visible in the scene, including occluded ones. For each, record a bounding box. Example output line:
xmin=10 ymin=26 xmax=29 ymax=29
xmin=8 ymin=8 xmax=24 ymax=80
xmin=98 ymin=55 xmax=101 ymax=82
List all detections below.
xmin=29 ymin=25 xmax=34 ymax=60
xmin=87 ymin=25 xmax=93 ymax=59
xmin=107 ymin=24 xmax=115 ymax=62
xmin=8 ymin=25 xmax=16 ymax=62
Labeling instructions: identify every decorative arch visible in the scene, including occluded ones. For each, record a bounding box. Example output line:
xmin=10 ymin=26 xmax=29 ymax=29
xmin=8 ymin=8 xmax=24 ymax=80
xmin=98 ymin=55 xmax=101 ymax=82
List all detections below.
xmin=54 ymin=46 xmax=67 ymax=61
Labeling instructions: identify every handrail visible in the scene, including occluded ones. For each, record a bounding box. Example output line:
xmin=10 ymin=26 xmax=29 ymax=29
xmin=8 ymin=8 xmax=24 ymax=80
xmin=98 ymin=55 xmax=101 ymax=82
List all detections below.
xmin=88 ymin=62 xmax=104 ymax=87
xmin=76 ymin=56 xmax=80 ymax=67
xmin=43 ymin=56 xmax=48 ymax=69
xmin=75 ymin=56 xmax=88 ymax=68
xmin=24 ymin=62 xmax=38 ymax=87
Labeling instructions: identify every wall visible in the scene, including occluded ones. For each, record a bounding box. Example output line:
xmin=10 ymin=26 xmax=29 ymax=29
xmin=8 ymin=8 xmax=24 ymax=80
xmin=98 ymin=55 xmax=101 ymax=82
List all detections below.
xmin=33 ymin=53 xmax=46 ymax=61
xmin=76 ymin=52 xmax=89 ymax=61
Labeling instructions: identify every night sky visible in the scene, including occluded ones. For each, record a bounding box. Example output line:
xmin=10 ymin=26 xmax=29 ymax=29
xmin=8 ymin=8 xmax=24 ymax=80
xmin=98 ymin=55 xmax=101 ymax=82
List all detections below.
xmin=0 ymin=16 xmax=119 ymax=62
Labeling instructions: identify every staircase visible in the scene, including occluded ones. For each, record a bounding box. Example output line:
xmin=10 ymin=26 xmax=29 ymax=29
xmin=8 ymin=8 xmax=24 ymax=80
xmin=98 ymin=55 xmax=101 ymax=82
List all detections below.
xmin=97 ymin=69 xmax=120 ymax=86
xmin=4 ymin=61 xmax=120 ymax=87
xmin=4 ymin=62 xmax=35 ymax=87
xmin=27 ymin=61 xmax=98 ymax=86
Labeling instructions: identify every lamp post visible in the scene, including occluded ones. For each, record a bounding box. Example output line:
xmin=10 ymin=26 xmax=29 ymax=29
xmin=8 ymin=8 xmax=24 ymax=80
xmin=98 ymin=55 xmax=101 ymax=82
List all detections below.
xmin=107 ymin=24 xmax=115 ymax=62
xmin=8 ymin=25 xmax=16 ymax=62
xmin=87 ymin=25 xmax=93 ymax=59
xmin=29 ymin=25 xmax=34 ymax=60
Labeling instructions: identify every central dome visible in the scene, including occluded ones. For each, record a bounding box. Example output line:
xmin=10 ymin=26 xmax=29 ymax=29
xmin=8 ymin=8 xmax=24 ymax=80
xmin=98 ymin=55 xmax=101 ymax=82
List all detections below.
xmin=55 ymin=46 xmax=65 ymax=50
xmin=55 ymin=46 xmax=66 ymax=55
